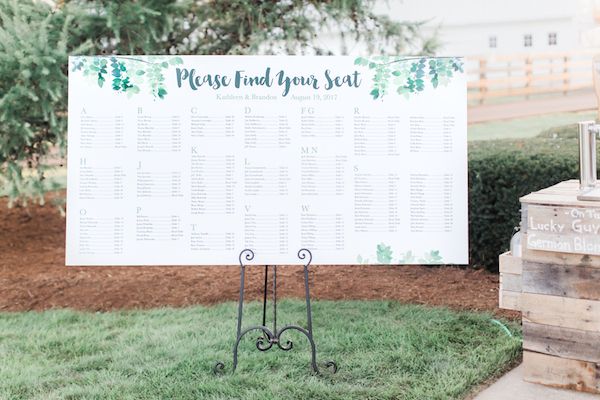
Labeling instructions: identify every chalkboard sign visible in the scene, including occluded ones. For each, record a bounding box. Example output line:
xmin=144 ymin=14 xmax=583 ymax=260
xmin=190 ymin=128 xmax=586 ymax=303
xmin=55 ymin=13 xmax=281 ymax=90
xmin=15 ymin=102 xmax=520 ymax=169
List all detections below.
xmin=66 ymin=56 xmax=467 ymax=265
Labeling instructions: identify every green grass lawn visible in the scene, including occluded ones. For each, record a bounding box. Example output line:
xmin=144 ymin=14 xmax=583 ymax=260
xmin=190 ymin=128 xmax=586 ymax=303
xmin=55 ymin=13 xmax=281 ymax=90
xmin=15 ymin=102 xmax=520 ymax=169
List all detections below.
xmin=0 ymin=300 xmax=521 ymax=400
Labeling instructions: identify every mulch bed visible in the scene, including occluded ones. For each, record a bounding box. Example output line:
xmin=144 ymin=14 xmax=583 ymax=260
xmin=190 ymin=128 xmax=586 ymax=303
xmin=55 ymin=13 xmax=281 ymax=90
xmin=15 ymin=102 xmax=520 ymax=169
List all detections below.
xmin=0 ymin=192 xmax=519 ymax=319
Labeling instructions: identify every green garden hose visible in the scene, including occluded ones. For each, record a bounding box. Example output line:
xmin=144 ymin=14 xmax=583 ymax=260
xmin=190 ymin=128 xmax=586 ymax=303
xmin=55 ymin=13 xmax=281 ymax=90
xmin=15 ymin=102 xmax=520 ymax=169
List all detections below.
xmin=490 ymin=319 xmax=513 ymax=337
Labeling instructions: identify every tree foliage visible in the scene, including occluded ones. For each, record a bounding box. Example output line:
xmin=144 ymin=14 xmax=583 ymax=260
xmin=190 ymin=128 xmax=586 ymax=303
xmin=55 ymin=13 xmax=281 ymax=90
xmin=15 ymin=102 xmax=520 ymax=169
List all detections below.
xmin=0 ymin=1 xmax=91 ymax=205
xmin=0 ymin=0 xmax=436 ymax=206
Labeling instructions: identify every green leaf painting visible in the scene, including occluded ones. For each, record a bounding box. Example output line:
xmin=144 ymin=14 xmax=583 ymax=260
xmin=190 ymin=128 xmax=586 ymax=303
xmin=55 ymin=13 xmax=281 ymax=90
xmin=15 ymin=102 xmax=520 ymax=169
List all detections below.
xmin=419 ymin=250 xmax=443 ymax=264
xmin=357 ymin=246 xmax=444 ymax=265
xmin=397 ymin=250 xmax=415 ymax=264
xmin=71 ymin=56 xmax=183 ymax=99
xmin=376 ymin=243 xmax=393 ymax=264
xmin=354 ymin=56 xmax=464 ymax=100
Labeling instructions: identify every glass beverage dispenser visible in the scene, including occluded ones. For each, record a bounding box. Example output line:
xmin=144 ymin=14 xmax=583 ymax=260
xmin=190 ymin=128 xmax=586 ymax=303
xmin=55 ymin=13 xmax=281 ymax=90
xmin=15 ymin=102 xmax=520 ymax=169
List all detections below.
xmin=577 ymin=55 xmax=600 ymax=201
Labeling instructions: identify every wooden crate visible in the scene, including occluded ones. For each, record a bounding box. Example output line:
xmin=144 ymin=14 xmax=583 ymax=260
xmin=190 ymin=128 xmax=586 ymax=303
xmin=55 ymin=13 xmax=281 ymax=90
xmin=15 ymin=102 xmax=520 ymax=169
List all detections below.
xmin=498 ymin=251 xmax=522 ymax=311
xmin=516 ymin=180 xmax=600 ymax=394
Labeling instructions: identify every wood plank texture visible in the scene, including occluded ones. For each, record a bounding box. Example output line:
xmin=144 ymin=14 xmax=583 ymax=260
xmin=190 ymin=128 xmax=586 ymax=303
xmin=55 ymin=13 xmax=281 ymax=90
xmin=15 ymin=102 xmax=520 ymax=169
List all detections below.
xmin=523 ymin=261 xmax=600 ymax=301
xmin=500 ymin=272 xmax=521 ymax=292
xmin=521 ymin=241 xmax=600 ymax=268
xmin=499 ymin=289 xmax=520 ymax=311
xmin=522 ymin=293 xmax=600 ymax=332
xmin=523 ymin=351 xmax=600 ymax=394
xmin=520 ymin=180 xmax=595 ymax=207
xmin=523 ymin=322 xmax=600 ymax=363
xmin=518 ymin=180 xmax=600 ymax=393
xmin=499 ymin=251 xmax=522 ymax=274
xmin=524 ymin=204 xmax=600 ymax=256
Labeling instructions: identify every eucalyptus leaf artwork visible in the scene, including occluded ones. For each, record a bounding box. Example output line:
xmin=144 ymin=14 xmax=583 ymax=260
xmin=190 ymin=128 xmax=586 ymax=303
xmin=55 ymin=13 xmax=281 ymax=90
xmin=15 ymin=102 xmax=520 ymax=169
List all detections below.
xmin=354 ymin=56 xmax=464 ymax=100
xmin=71 ymin=56 xmax=184 ymax=99
xmin=419 ymin=250 xmax=443 ymax=264
xmin=357 ymin=246 xmax=444 ymax=265
xmin=376 ymin=243 xmax=393 ymax=264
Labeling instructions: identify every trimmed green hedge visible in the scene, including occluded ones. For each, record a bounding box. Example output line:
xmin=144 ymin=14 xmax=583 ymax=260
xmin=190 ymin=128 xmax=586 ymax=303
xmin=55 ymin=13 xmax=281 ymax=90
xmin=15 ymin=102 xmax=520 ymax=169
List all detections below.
xmin=536 ymin=123 xmax=578 ymax=139
xmin=468 ymin=135 xmax=592 ymax=271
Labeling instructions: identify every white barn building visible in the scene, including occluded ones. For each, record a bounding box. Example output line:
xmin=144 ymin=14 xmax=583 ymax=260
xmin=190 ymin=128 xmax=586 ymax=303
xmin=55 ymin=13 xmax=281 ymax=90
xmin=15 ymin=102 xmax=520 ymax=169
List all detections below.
xmin=372 ymin=0 xmax=598 ymax=57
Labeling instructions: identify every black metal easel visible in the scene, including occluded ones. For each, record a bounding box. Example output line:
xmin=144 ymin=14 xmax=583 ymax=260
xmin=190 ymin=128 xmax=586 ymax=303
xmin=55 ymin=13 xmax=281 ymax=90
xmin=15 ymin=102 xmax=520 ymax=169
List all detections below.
xmin=214 ymin=248 xmax=337 ymax=374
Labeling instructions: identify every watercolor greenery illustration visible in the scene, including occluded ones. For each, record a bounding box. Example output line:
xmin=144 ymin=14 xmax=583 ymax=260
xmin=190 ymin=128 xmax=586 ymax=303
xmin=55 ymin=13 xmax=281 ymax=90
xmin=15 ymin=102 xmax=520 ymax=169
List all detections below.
xmin=71 ymin=56 xmax=183 ymax=99
xmin=376 ymin=243 xmax=393 ymax=264
xmin=354 ymin=56 xmax=464 ymax=100
xmin=356 ymin=243 xmax=443 ymax=265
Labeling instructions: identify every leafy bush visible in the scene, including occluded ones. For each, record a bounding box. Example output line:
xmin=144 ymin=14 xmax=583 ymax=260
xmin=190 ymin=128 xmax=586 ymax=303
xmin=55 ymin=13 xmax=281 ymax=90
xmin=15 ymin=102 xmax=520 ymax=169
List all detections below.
xmin=468 ymin=136 xmax=591 ymax=271
xmin=536 ymin=123 xmax=578 ymax=139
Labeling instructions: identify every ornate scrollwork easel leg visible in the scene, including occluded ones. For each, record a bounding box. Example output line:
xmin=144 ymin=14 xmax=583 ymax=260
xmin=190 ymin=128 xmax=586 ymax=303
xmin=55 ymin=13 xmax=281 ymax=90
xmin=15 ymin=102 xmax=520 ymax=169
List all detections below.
xmin=214 ymin=248 xmax=257 ymax=374
xmin=293 ymin=248 xmax=337 ymax=374
xmin=214 ymin=248 xmax=337 ymax=375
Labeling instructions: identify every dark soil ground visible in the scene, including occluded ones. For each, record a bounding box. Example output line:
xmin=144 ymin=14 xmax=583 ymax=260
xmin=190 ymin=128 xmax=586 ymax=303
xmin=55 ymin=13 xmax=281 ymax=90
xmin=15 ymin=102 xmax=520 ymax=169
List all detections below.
xmin=0 ymin=192 xmax=518 ymax=319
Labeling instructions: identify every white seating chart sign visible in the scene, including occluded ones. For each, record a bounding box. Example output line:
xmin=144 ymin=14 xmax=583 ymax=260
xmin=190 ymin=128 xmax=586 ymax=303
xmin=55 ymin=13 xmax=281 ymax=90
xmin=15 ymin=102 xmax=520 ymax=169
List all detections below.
xmin=66 ymin=55 xmax=467 ymax=266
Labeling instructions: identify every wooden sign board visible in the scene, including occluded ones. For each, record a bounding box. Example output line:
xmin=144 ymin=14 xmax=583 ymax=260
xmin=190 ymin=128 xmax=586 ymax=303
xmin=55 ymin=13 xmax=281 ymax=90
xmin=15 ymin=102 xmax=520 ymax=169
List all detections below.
xmin=525 ymin=204 xmax=600 ymax=255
